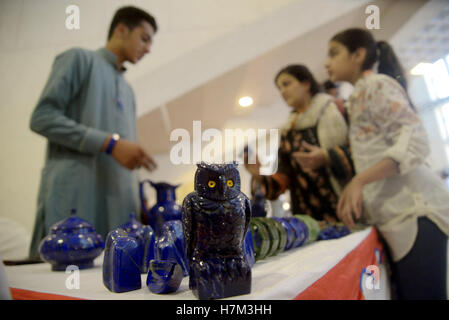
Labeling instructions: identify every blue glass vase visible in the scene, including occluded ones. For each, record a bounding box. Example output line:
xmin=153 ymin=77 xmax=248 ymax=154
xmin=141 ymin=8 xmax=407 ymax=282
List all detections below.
xmin=39 ymin=209 xmax=104 ymax=271
xmin=102 ymin=229 xmax=142 ymax=293
xmin=140 ymin=180 xmax=182 ymax=237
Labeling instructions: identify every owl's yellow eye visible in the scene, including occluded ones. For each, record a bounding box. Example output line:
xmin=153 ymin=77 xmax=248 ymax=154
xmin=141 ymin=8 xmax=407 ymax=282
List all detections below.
xmin=208 ymin=180 xmax=216 ymax=188
xmin=227 ymin=179 xmax=234 ymax=187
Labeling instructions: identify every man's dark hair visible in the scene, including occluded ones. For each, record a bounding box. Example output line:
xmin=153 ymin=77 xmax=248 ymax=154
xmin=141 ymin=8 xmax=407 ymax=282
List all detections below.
xmin=108 ymin=6 xmax=158 ymax=40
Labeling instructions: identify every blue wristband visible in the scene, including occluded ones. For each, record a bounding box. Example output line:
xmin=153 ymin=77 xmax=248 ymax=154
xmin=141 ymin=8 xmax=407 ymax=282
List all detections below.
xmin=105 ymin=134 xmax=120 ymax=154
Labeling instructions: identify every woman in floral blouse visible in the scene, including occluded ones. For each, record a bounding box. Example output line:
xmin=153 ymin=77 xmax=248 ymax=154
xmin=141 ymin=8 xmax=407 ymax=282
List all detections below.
xmin=245 ymin=64 xmax=353 ymax=223
xmin=326 ymin=28 xmax=449 ymax=299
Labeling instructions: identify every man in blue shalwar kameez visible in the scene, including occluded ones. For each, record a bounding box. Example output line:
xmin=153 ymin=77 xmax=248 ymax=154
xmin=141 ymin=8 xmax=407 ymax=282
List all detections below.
xmin=28 ymin=6 xmax=158 ymax=259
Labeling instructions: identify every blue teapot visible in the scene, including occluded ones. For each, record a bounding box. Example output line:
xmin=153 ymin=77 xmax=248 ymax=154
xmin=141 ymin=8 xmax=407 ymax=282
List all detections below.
xmin=140 ymin=180 xmax=182 ymax=237
xmin=39 ymin=209 xmax=104 ymax=271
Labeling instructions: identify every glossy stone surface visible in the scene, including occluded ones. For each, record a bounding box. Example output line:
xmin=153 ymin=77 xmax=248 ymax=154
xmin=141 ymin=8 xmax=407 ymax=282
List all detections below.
xmin=318 ymin=225 xmax=351 ymax=240
xmin=251 ymin=190 xmax=267 ymax=217
xmin=140 ymin=180 xmax=182 ymax=237
xmin=243 ymin=229 xmax=255 ymax=267
xmin=249 ymin=218 xmax=270 ymax=261
xmin=255 ymin=217 xmax=279 ymax=257
xmin=154 ymin=220 xmax=189 ymax=277
xmin=273 ymin=217 xmax=296 ymax=250
xmin=294 ymin=214 xmax=320 ymax=244
xmin=39 ymin=209 xmax=104 ymax=271
xmin=141 ymin=225 xmax=156 ymax=274
xmin=270 ymin=218 xmax=287 ymax=255
xmin=286 ymin=217 xmax=308 ymax=248
xmin=102 ymin=229 xmax=142 ymax=293
xmin=182 ymin=162 xmax=252 ymax=300
xmin=146 ymin=259 xmax=183 ymax=294
xmin=119 ymin=213 xmax=155 ymax=273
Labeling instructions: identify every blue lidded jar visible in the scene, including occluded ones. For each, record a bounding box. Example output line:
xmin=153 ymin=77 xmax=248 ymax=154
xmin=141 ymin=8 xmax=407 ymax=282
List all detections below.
xmin=39 ymin=209 xmax=104 ymax=271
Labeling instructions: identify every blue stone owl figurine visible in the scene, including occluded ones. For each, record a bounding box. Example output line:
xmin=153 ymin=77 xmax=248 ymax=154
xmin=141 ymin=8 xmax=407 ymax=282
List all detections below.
xmin=182 ymin=162 xmax=252 ymax=300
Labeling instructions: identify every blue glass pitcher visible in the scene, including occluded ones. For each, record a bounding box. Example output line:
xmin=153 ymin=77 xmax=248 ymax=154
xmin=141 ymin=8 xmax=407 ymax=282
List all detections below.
xmin=139 ymin=180 xmax=182 ymax=237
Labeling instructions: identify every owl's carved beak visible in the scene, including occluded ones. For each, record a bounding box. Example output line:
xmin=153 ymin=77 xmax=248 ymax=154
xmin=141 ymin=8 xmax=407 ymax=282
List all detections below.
xmin=218 ymin=175 xmax=227 ymax=193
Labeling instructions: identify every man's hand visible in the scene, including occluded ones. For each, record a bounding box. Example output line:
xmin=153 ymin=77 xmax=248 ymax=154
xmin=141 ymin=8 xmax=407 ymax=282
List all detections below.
xmin=109 ymin=138 xmax=157 ymax=171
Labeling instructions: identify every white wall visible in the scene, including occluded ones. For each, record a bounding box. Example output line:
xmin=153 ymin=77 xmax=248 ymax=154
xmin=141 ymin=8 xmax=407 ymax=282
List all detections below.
xmin=420 ymin=109 xmax=448 ymax=172
xmin=389 ymin=0 xmax=449 ymax=173
xmin=408 ymin=76 xmax=449 ymax=173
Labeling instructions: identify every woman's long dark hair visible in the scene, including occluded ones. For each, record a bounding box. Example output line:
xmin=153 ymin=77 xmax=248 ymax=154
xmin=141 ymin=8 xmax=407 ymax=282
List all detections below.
xmin=331 ymin=28 xmax=415 ymax=109
xmin=331 ymin=28 xmax=407 ymax=91
xmin=275 ymin=64 xmax=321 ymax=96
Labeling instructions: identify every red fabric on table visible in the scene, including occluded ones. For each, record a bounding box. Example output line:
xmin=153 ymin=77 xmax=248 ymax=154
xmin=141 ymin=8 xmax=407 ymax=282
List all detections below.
xmin=295 ymin=227 xmax=383 ymax=300
xmin=10 ymin=287 xmax=84 ymax=300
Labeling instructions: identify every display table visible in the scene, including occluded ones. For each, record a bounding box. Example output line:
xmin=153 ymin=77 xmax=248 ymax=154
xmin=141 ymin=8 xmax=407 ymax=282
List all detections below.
xmin=4 ymin=226 xmax=390 ymax=300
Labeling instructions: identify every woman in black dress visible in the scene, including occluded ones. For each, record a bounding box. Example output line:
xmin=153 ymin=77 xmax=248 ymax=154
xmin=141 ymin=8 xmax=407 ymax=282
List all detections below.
xmin=245 ymin=65 xmax=353 ymax=223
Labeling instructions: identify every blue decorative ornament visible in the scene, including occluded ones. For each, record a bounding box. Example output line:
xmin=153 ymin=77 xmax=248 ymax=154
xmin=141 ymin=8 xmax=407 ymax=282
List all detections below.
xmin=102 ymin=229 xmax=142 ymax=293
xmin=146 ymin=259 xmax=183 ymax=294
xmin=286 ymin=217 xmax=308 ymax=248
xmin=273 ymin=217 xmax=296 ymax=250
xmin=39 ymin=209 xmax=104 ymax=271
xmin=119 ymin=212 xmax=144 ymax=236
xmin=182 ymin=162 xmax=252 ymax=300
xmin=249 ymin=218 xmax=270 ymax=261
xmin=154 ymin=220 xmax=189 ymax=277
xmin=243 ymin=229 xmax=255 ymax=267
xmin=142 ymin=225 xmax=156 ymax=274
xmin=140 ymin=180 xmax=182 ymax=237
xmin=256 ymin=217 xmax=280 ymax=257
xmin=318 ymin=225 xmax=351 ymax=240
xmin=251 ymin=190 xmax=267 ymax=217
xmin=119 ymin=212 xmax=155 ymax=273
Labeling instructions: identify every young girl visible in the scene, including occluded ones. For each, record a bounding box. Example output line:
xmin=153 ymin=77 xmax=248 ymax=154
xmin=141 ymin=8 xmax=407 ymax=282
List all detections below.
xmin=245 ymin=64 xmax=353 ymax=223
xmin=326 ymin=28 xmax=449 ymax=299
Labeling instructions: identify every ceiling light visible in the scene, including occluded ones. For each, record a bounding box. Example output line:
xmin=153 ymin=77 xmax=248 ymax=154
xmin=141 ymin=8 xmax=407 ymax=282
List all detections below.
xmin=239 ymin=96 xmax=253 ymax=108
xmin=410 ymin=62 xmax=433 ymax=75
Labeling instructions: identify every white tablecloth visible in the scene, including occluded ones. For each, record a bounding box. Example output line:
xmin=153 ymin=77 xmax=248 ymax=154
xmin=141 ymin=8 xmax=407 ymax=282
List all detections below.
xmin=4 ymin=227 xmax=388 ymax=300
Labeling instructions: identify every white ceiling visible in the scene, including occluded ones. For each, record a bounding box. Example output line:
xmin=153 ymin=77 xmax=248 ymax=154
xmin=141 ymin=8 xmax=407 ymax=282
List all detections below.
xmin=392 ymin=0 xmax=449 ymax=69
xmin=131 ymin=0 xmax=372 ymax=117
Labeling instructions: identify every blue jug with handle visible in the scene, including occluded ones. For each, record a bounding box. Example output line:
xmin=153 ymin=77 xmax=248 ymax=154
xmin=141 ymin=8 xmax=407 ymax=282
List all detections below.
xmin=140 ymin=180 xmax=182 ymax=237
